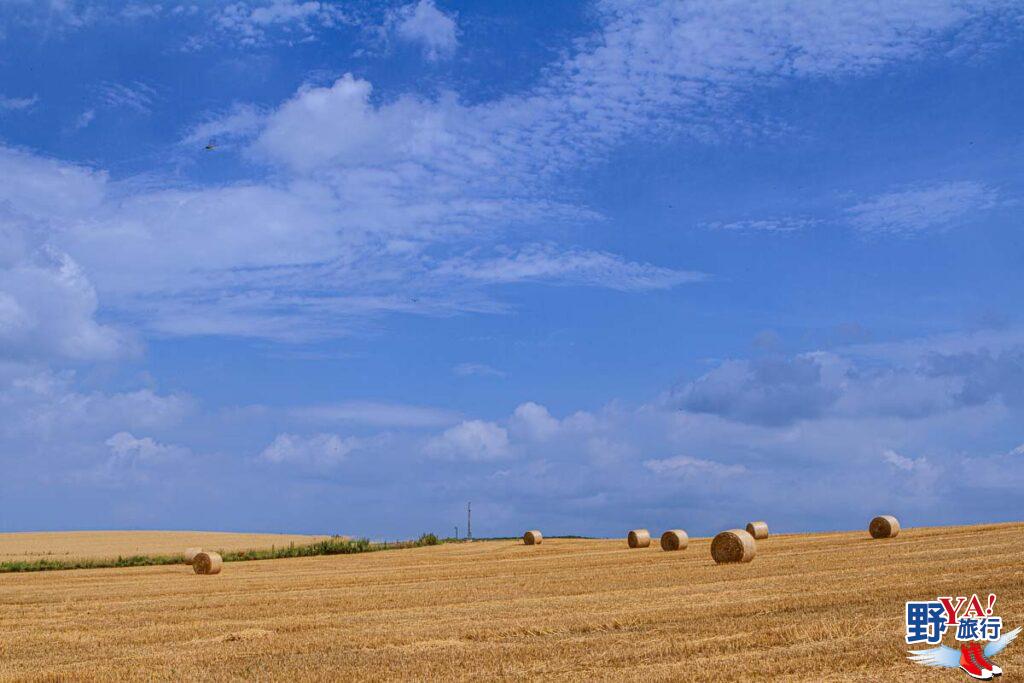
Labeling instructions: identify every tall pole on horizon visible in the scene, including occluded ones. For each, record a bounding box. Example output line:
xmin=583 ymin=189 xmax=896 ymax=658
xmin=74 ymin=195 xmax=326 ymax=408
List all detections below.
xmin=467 ymin=501 xmax=472 ymax=540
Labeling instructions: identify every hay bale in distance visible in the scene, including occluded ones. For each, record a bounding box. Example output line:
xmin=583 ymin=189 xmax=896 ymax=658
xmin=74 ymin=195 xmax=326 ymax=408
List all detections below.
xmin=869 ymin=515 xmax=900 ymax=539
xmin=183 ymin=547 xmax=203 ymax=564
xmin=192 ymin=551 xmax=223 ymax=575
xmin=627 ymin=529 xmax=651 ymax=549
xmin=745 ymin=521 xmax=769 ymax=540
xmin=660 ymin=529 xmax=688 ymax=551
xmin=523 ymin=530 xmax=543 ymax=545
xmin=711 ymin=529 xmax=757 ymax=564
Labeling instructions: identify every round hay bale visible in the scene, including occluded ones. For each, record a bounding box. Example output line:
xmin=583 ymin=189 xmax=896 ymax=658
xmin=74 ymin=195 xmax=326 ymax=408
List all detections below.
xmin=711 ymin=529 xmax=757 ymax=564
xmin=183 ymin=547 xmax=203 ymax=564
xmin=869 ymin=515 xmax=900 ymax=539
xmin=627 ymin=529 xmax=651 ymax=549
xmin=523 ymin=530 xmax=543 ymax=545
xmin=745 ymin=521 xmax=769 ymax=540
xmin=192 ymin=551 xmax=223 ymax=575
xmin=660 ymin=529 xmax=688 ymax=551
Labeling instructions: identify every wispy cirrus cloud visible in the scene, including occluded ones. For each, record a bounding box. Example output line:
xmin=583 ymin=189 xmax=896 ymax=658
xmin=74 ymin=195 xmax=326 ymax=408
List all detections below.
xmin=453 ymin=362 xmax=505 ymax=378
xmin=259 ymin=432 xmax=364 ymax=468
xmin=98 ymin=81 xmax=157 ymax=114
xmin=432 ymin=244 xmax=704 ymax=291
xmin=704 ymin=217 xmax=820 ymax=234
xmin=0 ymin=94 xmax=38 ymax=112
xmin=71 ymin=108 xmax=95 ymax=130
xmin=846 ymin=181 xmax=999 ymax=235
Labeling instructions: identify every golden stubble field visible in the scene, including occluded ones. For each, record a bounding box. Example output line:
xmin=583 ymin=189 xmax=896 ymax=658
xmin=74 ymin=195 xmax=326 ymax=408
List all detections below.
xmin=0 ymin=531 xmax=328 ymax=563
xmin=0 ymin=523 xmax=1022 ymax=681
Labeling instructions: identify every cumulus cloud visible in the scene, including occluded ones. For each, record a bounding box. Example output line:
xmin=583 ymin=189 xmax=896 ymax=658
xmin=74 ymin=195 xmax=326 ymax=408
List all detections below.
xmin=0 ymin=152 xmax=133 ymax=362
xmin=290 ymin=401 xmax=460 ymax=428
xmin=928 ymin=346 xmax=1024 ymax=407
xmin=67 ymin=432 xmax=191 ymax=485
xmin=0 ymin=247 xmax=135 ymax=361
xmin=508 ymin=402 xmax=561 ymax=442
xmin=0 ymin=370 xmax=192 ymax=439
xmin=0 ymin=145 xmax=106 ymax=219
xmin=0 ymin=366 xmax=192 ymax=493
xmin=424 ymin=419 xmax=511 ymax=460
xmin=260 ymin=432 xmax=363 ymax=468
xmin=392 ymin=0 xmax=458 ymax=61
xmin=106 ymin=431 xmax=188 ymax=466
xmin=882 ymin=448 xmax=918 ymax=471
xmin=251 ymin=74 xmax=416 ymax=171
xmin=666 ymin=339 xmax=1024 ymax=428
xmin=643 ymin=454 xmax=747 ymax=478
xmin=846 ymin=181 xmax=999 ymax=235
xmin=673 ymin=355 xmax=842 ymax=426
xmin=3 ymin=331 xmax=1022 ymax=533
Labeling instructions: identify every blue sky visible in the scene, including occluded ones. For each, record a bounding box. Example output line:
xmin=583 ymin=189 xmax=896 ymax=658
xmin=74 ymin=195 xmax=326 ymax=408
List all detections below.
xmin=1 ymin=0 xmax=1022 ymax=539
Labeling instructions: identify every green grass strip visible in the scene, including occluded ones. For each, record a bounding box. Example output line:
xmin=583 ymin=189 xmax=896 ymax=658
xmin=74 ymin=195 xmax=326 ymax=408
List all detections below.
xmin=0 ymin=533 xmax=446 ymax=573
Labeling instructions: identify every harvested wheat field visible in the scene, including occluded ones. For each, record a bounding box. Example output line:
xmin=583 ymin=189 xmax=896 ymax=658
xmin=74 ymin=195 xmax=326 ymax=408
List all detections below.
xmin=0 ymin=523 xmax=1022 ymax=681
xmin=0 ymin=531 xmax=328 ymax=563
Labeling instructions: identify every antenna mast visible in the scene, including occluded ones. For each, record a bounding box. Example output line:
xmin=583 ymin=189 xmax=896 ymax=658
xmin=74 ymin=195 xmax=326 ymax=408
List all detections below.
xmin=467 ymin=501 xmax=472 ymax=540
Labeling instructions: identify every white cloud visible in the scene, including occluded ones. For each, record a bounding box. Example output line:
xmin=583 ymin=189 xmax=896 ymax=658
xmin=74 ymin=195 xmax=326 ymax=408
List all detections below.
xmin=0 ymin=145 xmax=106 ymax=219
xmin=120 ymin=4 xmax=163 ymax=21
xmin=2 ymin=1 xmax=1016 ymax=346
xmin=0 ymin=247 xmax=134 ymax=361
xmin=643 ymin=454 xmax=747 ymax=478
xmin=72 ymin=109 xmax=95 ymax=130
xmin=846 ymin=181 xmax=998 ymax=235
xmin=705 ymin=217 xmax=820 ymax=233
xmin=251 ymin=73 xmax=450 ymax=172
xmin=453 ymin=362 xmax=505 ymax=378
xmin=393 ymin=0 xmax=458 ymax=61
xmin=67 ymin=431 xmax=191 ymax=485
xmin=99 ymin=81 xmax=157 ymax=114
xmin=181 ymin=103 xmax=264 ymax=147
xmin=215 ymin=1 xmax=350 ymax=46
xmin=0 ymin=159 xmax=133 ymax=362
xmin=424 ymin=419 xmax=511 ymax=460
xmin=106 ymin=431 xmax=188 ymax=465
xmin=881 ymin=448 xmax=914 ymax=471
xmin=433 ymin=244 xmax=702 ymax=291
xmin=509 ymin=402 xmax=561 ymax=442
xmin=260 ymin=432 xmax=361 ymax=467
xmin=0 ymin=368 xmax=191 ymax=447
xmin=290 ymin=401 xmax=460 ymax=428
xmin=880 ymin=448 xmax=942 ymax=496
xmin=0 ymin=95 xmax=38 ymax=112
